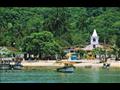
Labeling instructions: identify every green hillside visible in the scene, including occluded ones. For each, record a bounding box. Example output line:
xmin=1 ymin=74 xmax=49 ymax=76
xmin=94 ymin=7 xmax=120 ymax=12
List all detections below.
xmin=0 ymin=7 xmax=120 ymax=59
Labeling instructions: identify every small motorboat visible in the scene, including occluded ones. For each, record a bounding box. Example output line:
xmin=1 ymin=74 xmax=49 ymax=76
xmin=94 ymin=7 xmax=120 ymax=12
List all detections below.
xmin=57 ymin=66 xmax=74 ymax=73
xmin=13 ymin=65 xmax=23 ymax=70
xmin=57 ymin=63 xmax=75 ymax=73
xmin=10 ymin=63 xmax=23 ymax=70
xmin=0 ymin=60 xmax=11 ymax=70
xmin=0 ymin=58 xmax=23 ymax=70
xmin=0 ymin=64 xmax=11 ymax=70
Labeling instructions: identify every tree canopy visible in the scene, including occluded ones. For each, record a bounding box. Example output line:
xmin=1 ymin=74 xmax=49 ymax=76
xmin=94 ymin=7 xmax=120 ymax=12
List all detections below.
xmin=22 ymin=31 xmax=61 ymax=59
xmin=0 ymin=7 xmax=120 ymax=53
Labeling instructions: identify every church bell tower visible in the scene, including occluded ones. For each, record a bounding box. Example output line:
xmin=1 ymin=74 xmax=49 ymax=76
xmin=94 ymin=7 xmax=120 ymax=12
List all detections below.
xmin=91 ymin=29 xmax=99 ymax=48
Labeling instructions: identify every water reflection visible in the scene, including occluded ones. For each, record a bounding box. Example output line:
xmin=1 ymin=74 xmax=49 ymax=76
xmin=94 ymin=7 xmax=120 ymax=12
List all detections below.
xmin=90 ymin=68 xmax=100 ymax=83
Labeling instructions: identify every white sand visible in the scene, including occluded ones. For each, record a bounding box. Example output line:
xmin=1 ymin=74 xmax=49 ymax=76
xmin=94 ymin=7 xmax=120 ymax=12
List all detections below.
xmin=21 ymin=59 xmax=120 ymax=68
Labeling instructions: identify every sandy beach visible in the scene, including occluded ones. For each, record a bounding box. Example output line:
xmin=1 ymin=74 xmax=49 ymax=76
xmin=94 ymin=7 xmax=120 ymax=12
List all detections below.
xmin=21 ymin=59 xmax=120 ymax=68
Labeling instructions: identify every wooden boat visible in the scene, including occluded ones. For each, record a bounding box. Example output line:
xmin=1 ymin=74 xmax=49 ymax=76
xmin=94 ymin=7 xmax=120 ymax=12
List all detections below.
xmin=0 ymin=59 xmax=23 ymax=70
xmin=0 ymin=64 xmax=11 ymax=70
xmin=13 ymin=65 xmax=23 ymax=70
xmin=57 ymin=66 xmax=75 ymax=73
xmin=57 ymin=63 xmax=75 ymax=73
xmin=0 ymin=64 xmax=23 ymax=70
xmin=9 ymin=62 xmax=23 ymax=70
xmin=0 ymin=59 xmax=11 ymax=70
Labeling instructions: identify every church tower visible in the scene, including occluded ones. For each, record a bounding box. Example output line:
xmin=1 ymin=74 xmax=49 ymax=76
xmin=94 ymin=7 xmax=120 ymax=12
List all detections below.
xmin=90 ymin=29 xmax=99 ymax=48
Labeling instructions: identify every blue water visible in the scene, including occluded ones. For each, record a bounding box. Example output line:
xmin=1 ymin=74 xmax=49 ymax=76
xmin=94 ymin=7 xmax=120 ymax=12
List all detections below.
xmin=0 ymin=67 xmax=120 ymax=83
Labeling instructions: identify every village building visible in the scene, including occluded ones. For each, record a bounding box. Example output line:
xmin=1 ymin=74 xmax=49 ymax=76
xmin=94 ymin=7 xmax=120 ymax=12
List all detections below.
xmin=82 ymin=29 xmax=103 ymax=51
xmin=65 ymin=29 xmax=104 ymax=61
xmin=80 ymin=29 xmax=103 ymax=59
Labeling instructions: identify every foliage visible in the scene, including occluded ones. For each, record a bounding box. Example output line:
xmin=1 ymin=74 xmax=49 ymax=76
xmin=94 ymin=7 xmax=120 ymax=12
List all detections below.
xmin=0 ymin=7 xmax=120 ymax=57
xmin=22 ymin=31 xmax=61 ymax=59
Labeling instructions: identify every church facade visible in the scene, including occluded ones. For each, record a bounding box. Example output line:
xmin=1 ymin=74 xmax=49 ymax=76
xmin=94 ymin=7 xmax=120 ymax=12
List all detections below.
xmin=91 ymin=29 xmax=99 ymax=48
xmin=82 ymin=29 xmax=103 ymax=51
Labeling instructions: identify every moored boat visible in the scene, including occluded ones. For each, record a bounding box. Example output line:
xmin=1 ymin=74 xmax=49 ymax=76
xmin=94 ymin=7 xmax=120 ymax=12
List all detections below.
xmin=57 ymin=66 xmax=74 ymax=73
xmin=57 ymin=63 xmax=75 ymax=73
xmin=0 ymin=64 xmax=11 ymax=70
xmin=12 ymin=63 xmax=23 ymax=70
xmin=0 ymin=58 xmax=23 ymax=70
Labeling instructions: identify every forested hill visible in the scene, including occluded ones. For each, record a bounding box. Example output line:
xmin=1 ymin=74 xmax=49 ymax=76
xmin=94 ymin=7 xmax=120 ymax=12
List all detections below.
xmin=0 ymin=7 xmax=120 ymax=49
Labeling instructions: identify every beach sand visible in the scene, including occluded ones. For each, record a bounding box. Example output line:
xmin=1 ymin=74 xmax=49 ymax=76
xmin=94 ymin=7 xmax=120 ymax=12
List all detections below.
xmin=21 ymin=59 xmax=120 ymax=68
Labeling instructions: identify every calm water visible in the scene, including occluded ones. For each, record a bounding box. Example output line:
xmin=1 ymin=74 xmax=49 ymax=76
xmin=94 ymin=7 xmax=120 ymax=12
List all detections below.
xmin=0 ymin=67 xmax=120 ymax=83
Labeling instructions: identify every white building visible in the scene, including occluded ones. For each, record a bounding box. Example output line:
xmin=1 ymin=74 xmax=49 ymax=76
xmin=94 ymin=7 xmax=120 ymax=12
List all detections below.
xmin=83 ymin=29 xmax=103 ymax=51
xmin=91 ymin=29 xmax=99 ymax=48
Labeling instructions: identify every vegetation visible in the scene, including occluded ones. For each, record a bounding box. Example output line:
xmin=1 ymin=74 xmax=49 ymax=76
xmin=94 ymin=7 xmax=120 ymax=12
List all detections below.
xmin=22 ymin=31 xmax=61 ymax=59
xmin=0 ymin=7 xmax=120 ymax=59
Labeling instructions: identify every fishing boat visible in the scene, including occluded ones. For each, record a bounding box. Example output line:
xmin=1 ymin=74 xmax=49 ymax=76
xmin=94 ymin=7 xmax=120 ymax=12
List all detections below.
xmin=12 ymin=63 xmax=23 ymax=70
xmin=57 ymin=66 xmax=74 ymax=73
xmin=0 ymin=59 xmax=11 ymax=70
xmin=0 ymin=64 xmax=11 ymax=70
xmin=0 ymin=63 xmax=23 ymax=70
xmin=0 ymin=58 xmax=23 ymax=70
xmin=57 ymin=63 xmax=75 ymax=73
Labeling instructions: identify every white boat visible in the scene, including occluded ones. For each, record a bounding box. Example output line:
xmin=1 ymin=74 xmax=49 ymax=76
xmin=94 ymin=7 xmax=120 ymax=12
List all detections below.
xmin=0 ymin=64 xmax=11 ymax=70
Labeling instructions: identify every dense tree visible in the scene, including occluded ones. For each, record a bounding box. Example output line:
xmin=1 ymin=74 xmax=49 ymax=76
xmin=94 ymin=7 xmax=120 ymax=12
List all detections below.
xmin=22 ymin=31 xmax=61 ymax=59
xmin=0 ymin=7 xmax=120 ymax=57
xmin=43 ymin=8 xmax=70 ymax=36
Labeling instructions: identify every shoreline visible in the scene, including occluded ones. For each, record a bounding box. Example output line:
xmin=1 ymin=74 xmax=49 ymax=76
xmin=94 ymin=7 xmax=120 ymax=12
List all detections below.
xmin=21 ymin=60 xmax=120 ymax=68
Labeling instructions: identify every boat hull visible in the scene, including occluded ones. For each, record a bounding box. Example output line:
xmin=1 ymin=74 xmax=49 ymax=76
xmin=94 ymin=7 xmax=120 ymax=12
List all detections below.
xmin=0 ymin=64 xmax=23 ymax=70
xmin=57 ymin=67 xmax=74 ymax=73
xmin=0 ymin=64 xmax=11 ymax=70
xmin=13 ymin=65 xmax=23 ymax=70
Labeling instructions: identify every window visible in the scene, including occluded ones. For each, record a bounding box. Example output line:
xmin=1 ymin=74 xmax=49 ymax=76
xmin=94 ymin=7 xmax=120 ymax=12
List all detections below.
xmin=93 ymin=38 xmax=96 ymax=42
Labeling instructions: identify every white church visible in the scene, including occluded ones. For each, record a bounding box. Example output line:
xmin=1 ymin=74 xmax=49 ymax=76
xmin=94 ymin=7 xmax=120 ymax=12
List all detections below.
xmin=82 ymin=29 xmax=103 ymax=51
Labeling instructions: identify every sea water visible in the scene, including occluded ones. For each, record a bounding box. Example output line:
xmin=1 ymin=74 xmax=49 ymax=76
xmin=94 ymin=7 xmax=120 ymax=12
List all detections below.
xmin=0 ymin=67 xmax=120 ymax=83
